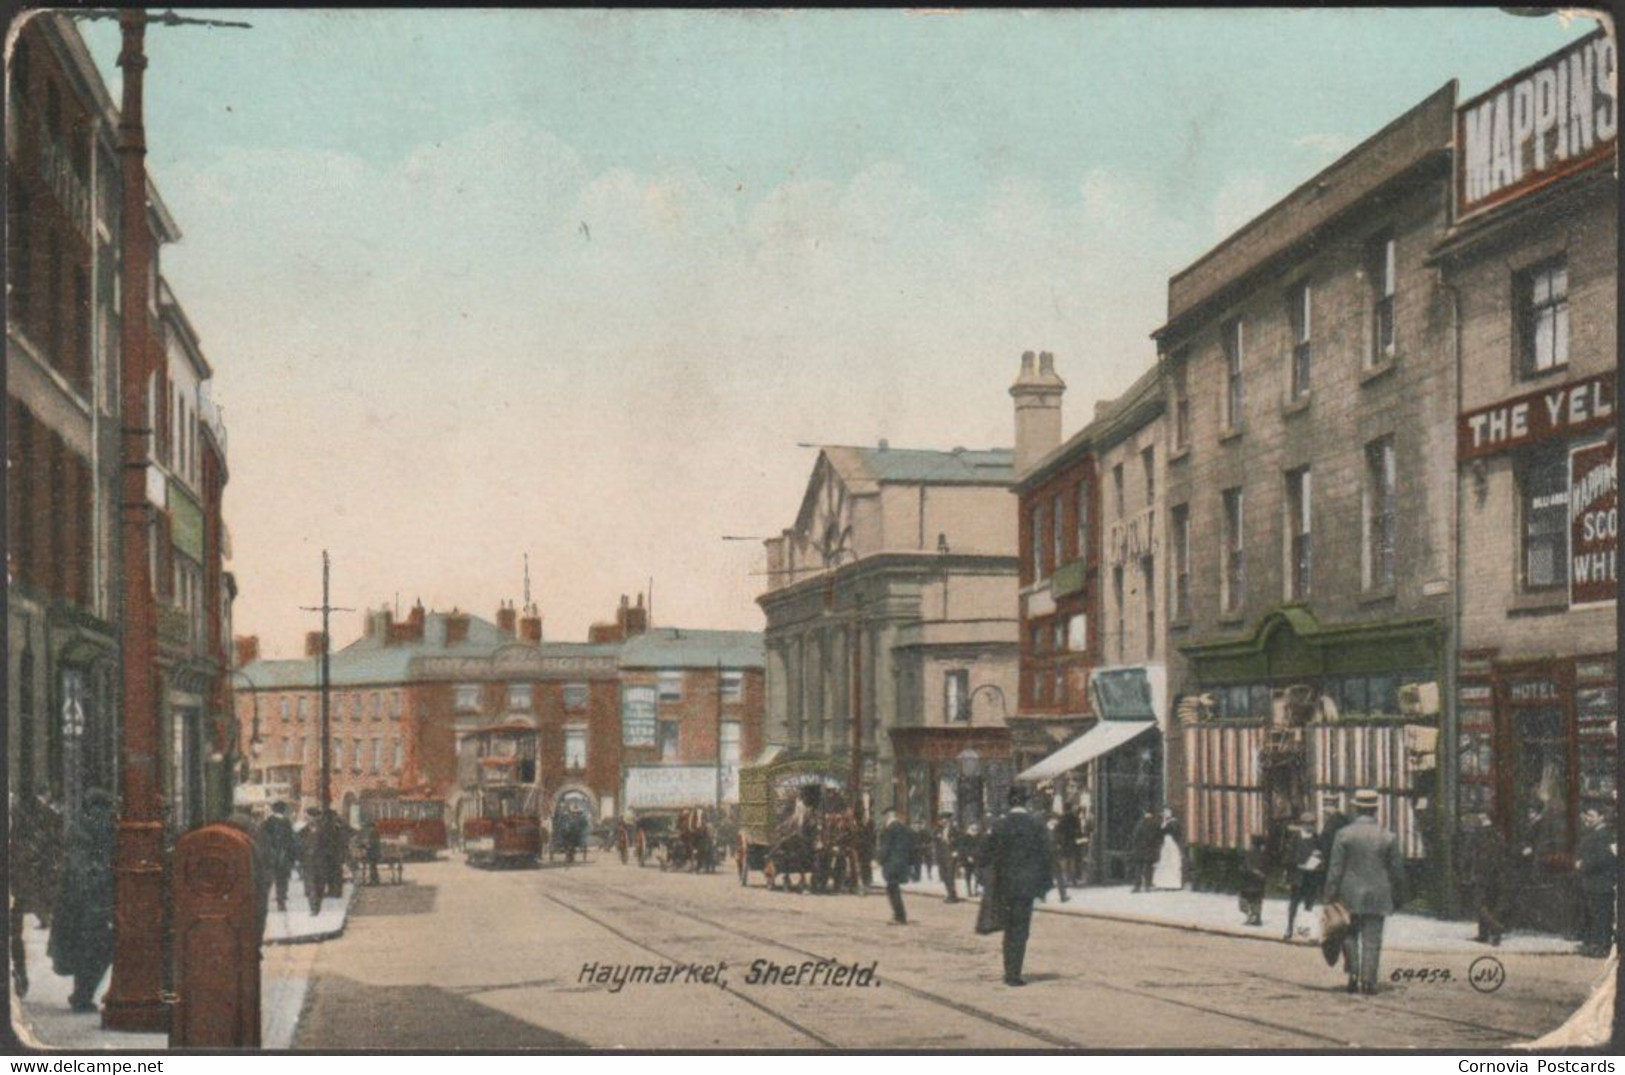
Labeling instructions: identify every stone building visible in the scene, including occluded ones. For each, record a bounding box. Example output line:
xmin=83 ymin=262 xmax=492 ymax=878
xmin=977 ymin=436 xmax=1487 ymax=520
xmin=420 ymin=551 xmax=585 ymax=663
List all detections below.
xmin=1432 ymin=32 xmax=1617 ymax=933
xmin=1153 ymin=83 xmax=1460 ymax=892
xmin=759 ymin=441 xmax=1019 ymax=823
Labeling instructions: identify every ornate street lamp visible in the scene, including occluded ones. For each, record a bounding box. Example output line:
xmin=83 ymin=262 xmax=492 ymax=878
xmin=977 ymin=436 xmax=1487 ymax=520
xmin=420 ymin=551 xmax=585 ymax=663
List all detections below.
xmin=957 ymin=748 xmax=981 ymax=828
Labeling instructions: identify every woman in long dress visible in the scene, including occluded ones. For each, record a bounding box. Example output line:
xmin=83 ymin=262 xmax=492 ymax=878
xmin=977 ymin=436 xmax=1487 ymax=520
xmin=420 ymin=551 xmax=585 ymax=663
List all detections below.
xmin=1151 ymin=808 xmax=1186 ymax=890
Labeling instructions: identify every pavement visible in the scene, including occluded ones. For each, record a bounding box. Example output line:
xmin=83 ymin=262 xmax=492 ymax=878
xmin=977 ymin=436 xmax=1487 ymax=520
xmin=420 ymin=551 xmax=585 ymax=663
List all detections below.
xmin=287 ymin=858 xmax=1601 ymax=1050
xmin=10 ymin=879 xmax=358 ymax=1050
xmin=900 ymin=872 xmax=1585 ymax=955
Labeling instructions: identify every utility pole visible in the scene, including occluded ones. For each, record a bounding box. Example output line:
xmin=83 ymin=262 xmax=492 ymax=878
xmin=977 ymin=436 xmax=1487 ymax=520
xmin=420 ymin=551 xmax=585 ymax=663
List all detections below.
xmin=96 ymin=6 xmax=250 ymax=1034
xmin=302 ymin=551 xmax=354 ymax=816
xmin=715 ymin=660 xmax=724 ymax=813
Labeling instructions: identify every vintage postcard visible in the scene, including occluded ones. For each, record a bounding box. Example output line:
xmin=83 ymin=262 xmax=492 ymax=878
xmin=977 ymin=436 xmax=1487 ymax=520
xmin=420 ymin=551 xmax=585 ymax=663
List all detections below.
xmin=4 ymin=6 xmax=1619 ymax=1055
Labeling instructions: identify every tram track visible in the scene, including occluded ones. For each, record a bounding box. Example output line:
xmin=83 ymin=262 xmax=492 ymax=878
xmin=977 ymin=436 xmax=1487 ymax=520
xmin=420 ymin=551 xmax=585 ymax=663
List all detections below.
xmin=543 ymin=868 xmax=1354 ymax=1049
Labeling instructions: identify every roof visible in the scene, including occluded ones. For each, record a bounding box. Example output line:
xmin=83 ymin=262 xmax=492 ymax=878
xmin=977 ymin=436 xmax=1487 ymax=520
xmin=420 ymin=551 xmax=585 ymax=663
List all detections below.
xmin=618 ymin=627 xmax=765 ymax=670
xmin=237 ymin=611 xmax=510 ymax=689
xmin=822 ymin=444 xmax=1014 ymax=489
xmin=1156 ymin=81 xmax=1455 ymax=342
xmin=1015 ymin=363 xmax=1165 ymax=491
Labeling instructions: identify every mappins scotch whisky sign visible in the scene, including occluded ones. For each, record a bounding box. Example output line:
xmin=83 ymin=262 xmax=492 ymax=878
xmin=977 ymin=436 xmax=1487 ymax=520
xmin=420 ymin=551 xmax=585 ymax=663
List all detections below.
xmin=1456 ymin=30 xmax=1617 ymax=219
xmin=1569 ymin=437 xmax=1617 ymax=609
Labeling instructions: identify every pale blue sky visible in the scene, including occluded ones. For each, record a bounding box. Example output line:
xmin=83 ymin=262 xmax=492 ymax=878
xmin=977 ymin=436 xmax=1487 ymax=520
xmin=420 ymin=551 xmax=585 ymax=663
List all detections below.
xmin=76 ymin=9 xmax=1597 ymax=655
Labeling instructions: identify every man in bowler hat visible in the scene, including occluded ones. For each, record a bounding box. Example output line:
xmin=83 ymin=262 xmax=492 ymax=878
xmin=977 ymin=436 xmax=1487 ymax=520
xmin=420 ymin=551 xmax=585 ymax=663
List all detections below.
xmin=988 ymin=785 xmax=1055 ymax=986
xmin=1324 ymin=788 xmax=1407 ymax=995
xmin=877 ymin=808 xmax=913 ymax=925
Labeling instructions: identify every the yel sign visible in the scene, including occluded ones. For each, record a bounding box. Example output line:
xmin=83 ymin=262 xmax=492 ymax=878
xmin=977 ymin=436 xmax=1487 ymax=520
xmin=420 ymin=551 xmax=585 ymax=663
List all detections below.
xmin=1457 ymin=371 xmax=1614 ymax=460
xmin=1456 ymin=31 xmax=1617 ymax=219
xmin=1570 ymin=438 xmax=1617 ymax=609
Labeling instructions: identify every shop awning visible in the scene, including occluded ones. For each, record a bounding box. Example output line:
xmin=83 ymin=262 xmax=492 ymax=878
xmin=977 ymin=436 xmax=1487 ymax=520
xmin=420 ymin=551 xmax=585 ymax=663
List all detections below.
xmin=1016 ymin=720 xmax=1156 ymax=782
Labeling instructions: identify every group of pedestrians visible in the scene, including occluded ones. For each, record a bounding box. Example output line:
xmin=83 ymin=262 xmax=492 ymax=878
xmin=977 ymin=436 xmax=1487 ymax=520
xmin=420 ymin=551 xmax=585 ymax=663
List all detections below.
xmin=1463 ymin=802 xmax=1616 ymax=956
xmin=875 ymin=786 xmax=1061 ymax=986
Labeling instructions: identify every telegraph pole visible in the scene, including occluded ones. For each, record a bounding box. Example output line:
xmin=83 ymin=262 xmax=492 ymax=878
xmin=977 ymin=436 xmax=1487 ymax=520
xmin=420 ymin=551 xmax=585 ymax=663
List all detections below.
xmin=96 ymin=6 xmax=250 ymax=1034
xmin=715 ymin=661 xmax=724 ymax=813
xmin=302 ymin=551 xmax=353 ymax=816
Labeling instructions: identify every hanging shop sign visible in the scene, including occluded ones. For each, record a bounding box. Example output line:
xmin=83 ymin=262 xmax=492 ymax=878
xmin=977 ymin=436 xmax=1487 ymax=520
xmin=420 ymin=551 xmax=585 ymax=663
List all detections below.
xmin=1569 ymin=437 xmax=1617 ymax=609
xmin=1457 ymin=371 xmax=1614 ymax=460
xmin=1456 ymin=30 xmax=1617 ymax=219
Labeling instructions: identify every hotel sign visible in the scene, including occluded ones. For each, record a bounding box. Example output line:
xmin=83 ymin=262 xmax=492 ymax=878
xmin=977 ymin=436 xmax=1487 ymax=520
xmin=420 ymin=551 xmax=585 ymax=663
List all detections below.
xmin=1456 ymin=31 xmax=1616 ymax=220
xmin=1570 ymin=438 xmax=1617 ymax=609
xmin=1457 ymin=372 xmax=1614 ymax=460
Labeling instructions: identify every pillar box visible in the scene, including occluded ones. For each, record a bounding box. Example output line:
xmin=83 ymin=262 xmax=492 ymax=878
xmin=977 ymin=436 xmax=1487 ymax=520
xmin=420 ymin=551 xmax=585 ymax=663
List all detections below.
xmin=169 ymin=823 xmax=261 ymax=1048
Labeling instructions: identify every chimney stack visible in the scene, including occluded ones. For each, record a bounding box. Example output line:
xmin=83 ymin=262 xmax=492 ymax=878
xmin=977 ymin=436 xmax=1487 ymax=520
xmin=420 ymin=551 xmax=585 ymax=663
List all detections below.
xmin=1009 ymin=349 xmax=1066 ymax=478
xmin=444 ymin=610 xmax=471 ymax=646
xmin=233 ymin=635 xmax=260 ymax=668
xmin=497 ymin=600 xmax=517 ymax=637
xmin=519 ymin=613 xmax=542 ymax=644
xmin=304 ymin=631 xmax=325 ymax=659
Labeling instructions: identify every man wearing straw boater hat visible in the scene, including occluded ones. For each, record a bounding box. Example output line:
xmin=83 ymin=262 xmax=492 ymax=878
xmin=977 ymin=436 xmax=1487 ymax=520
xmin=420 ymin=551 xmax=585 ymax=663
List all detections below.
xmin=1324 ymin=788 xmax=1408 ymax=995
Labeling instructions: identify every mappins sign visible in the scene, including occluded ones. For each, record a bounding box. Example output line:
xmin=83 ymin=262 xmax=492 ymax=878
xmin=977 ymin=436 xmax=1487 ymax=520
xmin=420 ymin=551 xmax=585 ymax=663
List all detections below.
xmin=1569 ymin=438 xmax=1617 ymax=609
xmin=1456 ymin=30 xmax=1617 ymax=219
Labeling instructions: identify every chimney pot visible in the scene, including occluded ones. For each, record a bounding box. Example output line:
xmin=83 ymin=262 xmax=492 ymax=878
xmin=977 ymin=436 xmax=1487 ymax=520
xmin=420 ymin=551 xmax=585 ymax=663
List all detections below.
xmin=233 ymin=635 xmax=260 ymax=668
xmin=497 ymin=605 xmax=517 ymax=636
xmin=1021 ymin=350 xmax=1035 ymax=374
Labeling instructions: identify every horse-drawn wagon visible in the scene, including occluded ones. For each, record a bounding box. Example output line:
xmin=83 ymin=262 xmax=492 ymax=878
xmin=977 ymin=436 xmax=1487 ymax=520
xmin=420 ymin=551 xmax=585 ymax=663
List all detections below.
xmin=736 ymin=754 xmax=865 ymax=893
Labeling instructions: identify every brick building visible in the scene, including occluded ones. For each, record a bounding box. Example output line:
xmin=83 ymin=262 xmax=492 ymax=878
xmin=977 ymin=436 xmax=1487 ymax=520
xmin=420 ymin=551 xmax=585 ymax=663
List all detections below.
xmin=1009 ymin=355 xmax=1171 ymax=882
xmin=1432 ymin=32 xmax=1617 ymax=933
xmin=760 ymin=441 xmax=1020 ymax=823
xmin=234 ymin=597 xmax=767 ymax=831
xmin=7 ymin=13 xmax=232 ymax=836
xmin=1154 ymin=84 xmax=1460 ymax=893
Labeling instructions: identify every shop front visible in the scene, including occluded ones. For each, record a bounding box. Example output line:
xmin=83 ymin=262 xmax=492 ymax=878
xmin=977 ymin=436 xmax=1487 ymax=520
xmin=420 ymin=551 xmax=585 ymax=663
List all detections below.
xmin=889 ymin=726 xmax=1012 ymax=828
xmin=1017 ymin=664 xmax=1165 ymax=883
xmin=1177 ymin=607 xmax=1445 ymax=896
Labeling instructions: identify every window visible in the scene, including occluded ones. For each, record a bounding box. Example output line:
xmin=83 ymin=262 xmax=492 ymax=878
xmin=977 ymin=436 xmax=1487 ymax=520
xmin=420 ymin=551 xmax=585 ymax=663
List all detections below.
xmin=370 ymin=738 xmax=381 ymax=774
xmin=1028 ymin=622 xmax=1045 ymax=655
xmin=350 ymin=738 xmax=362 ymax=772
xmin=1286 ymin=467 xmax=1312 ymax=600
xmin=564 ymin=726 xmax=588 ymax=770
xmin=1141 ymin=555 xmax=1156 ymax=658
xmin=296 ymin=696 xmax=308 ymax=722
xmin=1222 ymin=487 xmax=1245 ymax=613
xmin=1364 ymin=438 xmax=1396 ymax=590
xmin=721 ymin=670 xmax=744 ymax=703
xmin=1053 ymin=668 xmax=1066 ymax=708
xmin=1521 ymin=447 xmax=1569 ymax=590
xmin=507 ymin=684 xmax=532 ymax=711
xmin=389 ymin=692 xmax=401 ymax=720
xmin=1289 ymin=282 xmax=1312 ymax=399
xmin=945 ymin=670 xmax=970 ymax=723
xmin=1051 ymin=493 xmax=1064 ymax=567
xmin=1112 ymin=565 xmax=1125 ymax=658
xmin=1112 ymin=463 xmax=1125 ymax=517
xmin=331 ymin=738 xmax=341 ymax=768
xmin=454 ymin=684 xmax=481 ymax=711
xmin=1369 ymin=234 xmax=1397 ymax=364
xmin=563 ymin=682 xmax=589 ymax=710
xmin=369 ymin=691 xmax=381 ymax=720
xmin=1223 ymin=318 xmax=1245 ymax=429
xmin=1172 ymin=358 xmax=1190 ymax=452
xmin=391 ymin=738 xmax=403 ymax=773
xmin=280 ymin=698 xmax=290 ymax=722
xmin=721 ymin=721 xmax=741 ymax=769
xmin=1075 ymin=477 xmax=1090 ymax=557
xmin=657 ymin=721 xmax=679 ymax=762
xmin=349 ymin=693 xmax=361 ymax=720
xmin=1171 ymin=504 xmax=1191 ymax=621
xmin=1141 ymin=446 xmax=1155 ymax=504
xmin=1519 ymin=257 xmax=1569 ymax=378
xmin=1067 ymin=613 xmax=1088 ymax=652
xmin=1029 ymin=502 xmax=1045 ymax=580
xmin=657 ymin=670 xmax=683 ymax=702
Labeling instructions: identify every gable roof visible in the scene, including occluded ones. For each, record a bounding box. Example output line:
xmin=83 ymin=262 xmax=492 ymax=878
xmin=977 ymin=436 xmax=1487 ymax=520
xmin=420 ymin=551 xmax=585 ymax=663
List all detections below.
xmin=237 ymin=611 xmax=510 ymax=689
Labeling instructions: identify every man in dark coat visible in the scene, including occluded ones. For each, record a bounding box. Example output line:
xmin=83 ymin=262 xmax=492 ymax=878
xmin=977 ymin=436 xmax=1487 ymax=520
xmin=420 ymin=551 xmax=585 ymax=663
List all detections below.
xmin=1128 ymin=810 xmax=1160 ymax=893
xmin=877 ymin=809 xmax=913 ymax=925
xmin=299 ymin=808 xmax=330 ymax=914
xmin=957 ymin=822 xmax=983 ymax=897
xmin=1461 ymin=813 xmax=1508 ymax=946
xmin=933 ymin=813 xmax=960 ymax=903
xmin=258 ymin=801 xmax=297 ymax=910
xmin=1044 ymin=814 xmax=1070 ymax=903
xmin=987 ymin=786 xmax=1055 ymax=986
xmin=1324 ymin=789 xmax=1407 ymax=995
xmin=1056 ymin=805 xmax=1086 ymax=886
xmin=1574 ymin=807 xmax=1616 ymax=957
xmin=48 ymin=789 xmax=116 ymax=1012
xmin=363 ymin=822 xmax=383 ymax=885
xmin=1284 ymin=813 xmax=1324 ymax=939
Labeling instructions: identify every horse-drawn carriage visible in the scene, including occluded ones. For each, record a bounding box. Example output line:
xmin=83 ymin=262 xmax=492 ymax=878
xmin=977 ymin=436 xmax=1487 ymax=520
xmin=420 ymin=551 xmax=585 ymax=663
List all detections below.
xmin=736 ymin=755 xmax=866 ymax=894
xmin=359 ymin=788 xmax=449 ymax=861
